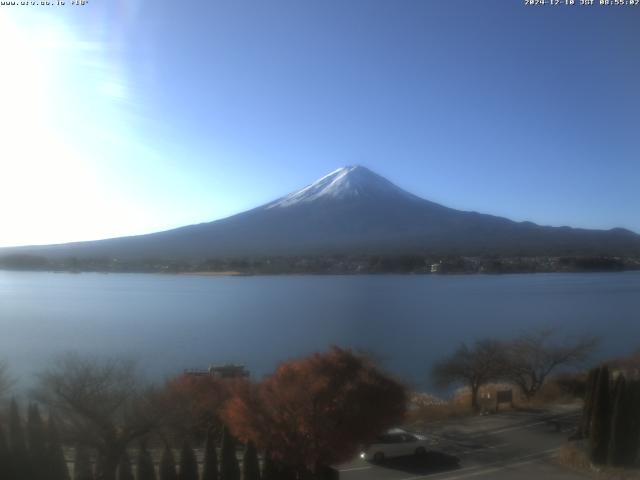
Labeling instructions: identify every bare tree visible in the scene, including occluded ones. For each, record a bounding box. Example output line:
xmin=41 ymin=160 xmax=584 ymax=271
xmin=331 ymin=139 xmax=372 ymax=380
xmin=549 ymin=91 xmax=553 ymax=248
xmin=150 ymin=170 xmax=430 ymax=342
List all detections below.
xmin=34 ymin=353 xmax=163 ymax=480
xmin=432 ymin=340 xmax=506 ymax=410
xmin=504 ymin=329 xmax=598 ymax=400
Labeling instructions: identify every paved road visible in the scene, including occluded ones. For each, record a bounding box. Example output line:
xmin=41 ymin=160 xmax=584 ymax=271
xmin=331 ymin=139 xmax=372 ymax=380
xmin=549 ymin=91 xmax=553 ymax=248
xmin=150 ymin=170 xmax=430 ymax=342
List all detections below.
xmin=338 ymin=405 xmax=589 ymax=480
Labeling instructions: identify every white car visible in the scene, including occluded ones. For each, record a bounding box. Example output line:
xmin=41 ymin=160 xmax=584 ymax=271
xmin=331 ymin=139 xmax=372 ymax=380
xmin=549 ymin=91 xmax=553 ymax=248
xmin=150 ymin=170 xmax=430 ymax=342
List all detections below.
xmin=360 ymin=429 xmax=433 ymax=463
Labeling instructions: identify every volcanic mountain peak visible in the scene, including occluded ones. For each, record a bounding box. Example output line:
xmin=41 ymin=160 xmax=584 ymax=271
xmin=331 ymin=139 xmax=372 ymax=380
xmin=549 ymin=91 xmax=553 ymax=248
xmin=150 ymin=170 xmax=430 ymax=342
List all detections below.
xmin=1 ymin=166 xmax=639 ymax=263
xmin=265 ymin=165 xmax=417 ymax=209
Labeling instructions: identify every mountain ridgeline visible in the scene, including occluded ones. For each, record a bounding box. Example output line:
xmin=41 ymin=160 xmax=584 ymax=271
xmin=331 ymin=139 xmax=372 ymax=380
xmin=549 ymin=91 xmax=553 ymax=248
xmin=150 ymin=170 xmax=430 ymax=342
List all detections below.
xmin=2 ymin=166 xmax=640 ymax=272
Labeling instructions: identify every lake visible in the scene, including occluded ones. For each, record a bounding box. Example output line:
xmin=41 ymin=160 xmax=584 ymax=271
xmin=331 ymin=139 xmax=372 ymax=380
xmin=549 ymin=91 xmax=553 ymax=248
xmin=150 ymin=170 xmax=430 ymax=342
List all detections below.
xmin=1 ymin=271 xmax=639 ymax=392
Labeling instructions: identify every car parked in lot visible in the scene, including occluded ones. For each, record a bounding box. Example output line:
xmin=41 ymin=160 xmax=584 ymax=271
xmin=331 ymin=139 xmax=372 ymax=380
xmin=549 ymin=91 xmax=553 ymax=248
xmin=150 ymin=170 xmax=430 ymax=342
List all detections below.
xmin=360 ymin=428 xmax=434 ymax=462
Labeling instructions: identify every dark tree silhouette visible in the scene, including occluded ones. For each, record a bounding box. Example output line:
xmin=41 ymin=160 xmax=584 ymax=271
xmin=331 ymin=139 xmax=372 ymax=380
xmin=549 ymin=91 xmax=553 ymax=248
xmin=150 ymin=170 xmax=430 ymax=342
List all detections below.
xmin=242 ymin=441 xmax=260 ymax=480
xmin=117 ymin=451 xmax=135 ymax=480
xmin=9 ymin=399 xmax=30 ymax=480
xmin=627 ymin=381 xmax=640 ymax=463
xmin=219 ymin=426 xmax=240 ymax=480
xmin=608 ymin=374 xmax=626 ymax=466
xmin=201 ymin=428 xmax=218 ymax=480
xmin=262 ymin=452 xmax=279 ymax=480
xmin=608 ymin=376 xmax=640 ymax=466
xmin=579 ymin=368 xmax=598 ymax=437
xmin=27 ymin=404 xmax=48 ymax=480
xmin=260 ymin=452 xmax=277 ymax=480
xmin=159 ymin=446 xmax=178 ymax=480
xmin=73 ymin=445 xmax=94 ymax=480
xmin=589 ymin=365 xmax=610 ymax=464
xmin=46 ymin=415 xmax=70 ymax=480
xmin=0 ymin=424 xmax=11 ymax=480
xmin=136 ymin=442 xmax=157 ymax=480
xmin=257 ymin=453 xmax=294 ymax=480
xmin=178 ymin=439 xmax=198 ymax=480
xmin=432 ymin=340 xmax=505 ymax=410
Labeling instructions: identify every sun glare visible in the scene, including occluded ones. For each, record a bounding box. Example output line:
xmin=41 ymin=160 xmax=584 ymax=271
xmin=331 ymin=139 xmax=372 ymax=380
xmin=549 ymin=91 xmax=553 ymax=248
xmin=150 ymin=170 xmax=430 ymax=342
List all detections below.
xmin=0 ymin=12 xmax=143 ymax=247
xmin=0 ymin=14 xmax=48 ymax=128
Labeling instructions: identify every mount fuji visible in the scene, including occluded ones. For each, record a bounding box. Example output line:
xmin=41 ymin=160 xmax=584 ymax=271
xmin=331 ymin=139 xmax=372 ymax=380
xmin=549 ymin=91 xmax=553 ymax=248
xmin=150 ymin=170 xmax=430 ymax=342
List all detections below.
xmin=3 ymin=166 xmax=640 ymax=261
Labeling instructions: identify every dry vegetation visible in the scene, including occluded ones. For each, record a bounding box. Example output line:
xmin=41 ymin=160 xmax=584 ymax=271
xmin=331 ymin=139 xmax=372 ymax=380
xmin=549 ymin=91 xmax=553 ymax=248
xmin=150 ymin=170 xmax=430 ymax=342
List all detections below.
xmin=406 ymin=377 xmax=584 ymax=429
xmin=406 ymin=395 xmax=470 ymax=428
xmin=558 ymin=442 xmax=640 ymax=480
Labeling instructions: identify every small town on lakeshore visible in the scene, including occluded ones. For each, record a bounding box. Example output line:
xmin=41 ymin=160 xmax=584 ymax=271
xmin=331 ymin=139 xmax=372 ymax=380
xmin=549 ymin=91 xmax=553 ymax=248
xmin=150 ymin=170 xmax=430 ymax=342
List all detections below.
xmin=2 ymin=253 xmax=639 ymax=275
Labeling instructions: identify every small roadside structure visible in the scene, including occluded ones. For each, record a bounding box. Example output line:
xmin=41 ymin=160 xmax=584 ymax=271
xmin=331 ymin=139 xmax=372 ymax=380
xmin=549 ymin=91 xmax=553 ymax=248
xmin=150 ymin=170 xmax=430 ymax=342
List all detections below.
xmin=184 ymin=363 xmax=250 ymax=379
xmin=495 ymin=389 xmax=514 ymax=412
xmin=477 ymin=387 xmax=514 ymax=414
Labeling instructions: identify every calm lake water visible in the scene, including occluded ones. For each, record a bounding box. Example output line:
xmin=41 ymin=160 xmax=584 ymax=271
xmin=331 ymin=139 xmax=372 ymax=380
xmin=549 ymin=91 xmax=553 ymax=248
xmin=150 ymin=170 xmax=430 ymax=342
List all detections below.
xmin=1 ymin=271 xmax=639 ymax=391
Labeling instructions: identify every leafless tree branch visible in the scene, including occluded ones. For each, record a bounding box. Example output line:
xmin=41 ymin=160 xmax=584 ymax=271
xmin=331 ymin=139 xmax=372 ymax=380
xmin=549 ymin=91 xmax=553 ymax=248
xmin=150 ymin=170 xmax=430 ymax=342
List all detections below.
xmin=503 ymin=329 xmax=599 ymax=399
xmin=32 ymin=353 xmax=163 ymax=480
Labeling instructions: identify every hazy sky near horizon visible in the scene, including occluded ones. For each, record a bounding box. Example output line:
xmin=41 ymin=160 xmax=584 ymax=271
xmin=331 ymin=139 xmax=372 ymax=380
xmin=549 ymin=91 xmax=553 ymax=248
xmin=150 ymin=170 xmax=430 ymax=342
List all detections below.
xmin=1 ymin=0 xmax=639 ymax=247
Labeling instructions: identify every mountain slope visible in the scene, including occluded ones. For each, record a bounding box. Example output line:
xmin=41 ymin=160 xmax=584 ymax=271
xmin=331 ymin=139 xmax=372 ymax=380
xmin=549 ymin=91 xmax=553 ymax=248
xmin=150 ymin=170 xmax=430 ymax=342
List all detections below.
xmin=3 ymin=166 xmax=640 ymax=260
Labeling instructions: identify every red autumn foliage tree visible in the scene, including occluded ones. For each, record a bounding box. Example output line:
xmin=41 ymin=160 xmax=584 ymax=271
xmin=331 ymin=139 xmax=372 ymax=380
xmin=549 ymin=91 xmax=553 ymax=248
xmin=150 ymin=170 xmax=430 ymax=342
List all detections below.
xmin=161 ymin=373 xmax=245 ymax=438
xmin=223 ymin=347 xmax=407 ymax=473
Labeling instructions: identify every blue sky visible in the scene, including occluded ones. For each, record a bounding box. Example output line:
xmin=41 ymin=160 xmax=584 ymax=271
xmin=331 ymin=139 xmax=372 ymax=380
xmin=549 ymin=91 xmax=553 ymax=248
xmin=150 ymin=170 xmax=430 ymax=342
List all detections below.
xmin=1 ymin=0 xmax=639 ymax=247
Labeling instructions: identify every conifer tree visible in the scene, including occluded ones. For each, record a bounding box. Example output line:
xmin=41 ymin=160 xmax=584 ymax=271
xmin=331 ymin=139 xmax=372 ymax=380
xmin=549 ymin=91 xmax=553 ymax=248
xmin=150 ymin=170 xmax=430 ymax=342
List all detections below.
xmin=47 ymin=415 xmax=71 ymax=480
xmin=275 ymin=462 xmax=296 ymax=480
xmin=9 ymin=399 xmax=30 ymax=480
xmin=628 ymin=380 xmax=640 ymax=462
xmin=242 ymin=442 xmax=260 ymax=480
xmin=95 ymin=453 xmax=106 ymax=480
xmin=73 ymin=445 xmax=94 ymax=480
xmin=260 ymin=452 xmax=277 ymax=480
xmin=159 ymin=446 xmax=178 ymax=480
xmin=0 ymin=424 xmax=12 ymax=480
xmin=219 ymin=427 xmax=239 ymax=480
xmin=178 ymin=439 xmax=198 ymax=480
xmin=28 ymin=403 xmax=48 ymax=480
xmin=201 ymin=428 xmax=218 ymax=480
xmin=589 ymin=365 xmax=610 ymax=464
xmin=136 ymin=442 xmax=156 ymax=480
xmin=259 ymin=452 xmax=295 ymax=480
xmin=610 ymin=378 xmax=640 ymax=466
xmin=580 ymin=368 xmax=598 ymax=437
xmin=608 ymin=374 xmax=627 ymax=466
xmin=117 ymin=451 xmax=135 ymax=480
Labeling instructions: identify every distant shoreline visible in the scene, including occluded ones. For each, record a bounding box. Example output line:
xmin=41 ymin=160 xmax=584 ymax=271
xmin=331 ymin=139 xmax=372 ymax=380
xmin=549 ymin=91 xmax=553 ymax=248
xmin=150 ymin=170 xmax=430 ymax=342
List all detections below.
xmin=1 ymin=253 xmax=639 ymax=276
xmin=1 ymin=268 xmax=640 ymax=277
xmin=179 ymin=271 xmax=247 ymax=277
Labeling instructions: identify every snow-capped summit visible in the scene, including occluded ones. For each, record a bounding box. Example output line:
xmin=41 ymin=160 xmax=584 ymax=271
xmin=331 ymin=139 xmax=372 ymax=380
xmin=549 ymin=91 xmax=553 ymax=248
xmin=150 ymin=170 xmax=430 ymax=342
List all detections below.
xmin=266 ymin=165 xmax=416 ymax=208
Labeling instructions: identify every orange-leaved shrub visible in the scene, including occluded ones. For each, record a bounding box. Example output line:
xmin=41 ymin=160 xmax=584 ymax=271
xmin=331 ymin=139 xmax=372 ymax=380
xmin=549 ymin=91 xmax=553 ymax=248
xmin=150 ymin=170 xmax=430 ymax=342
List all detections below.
xmin=223 ymin=347 xmax=407 ymax=473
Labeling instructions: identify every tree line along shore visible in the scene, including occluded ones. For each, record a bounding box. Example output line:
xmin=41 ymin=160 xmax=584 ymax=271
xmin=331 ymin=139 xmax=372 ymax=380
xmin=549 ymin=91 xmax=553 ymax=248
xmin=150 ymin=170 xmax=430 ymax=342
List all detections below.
xmin=1 ymin=253 xmax=639 ymax=275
